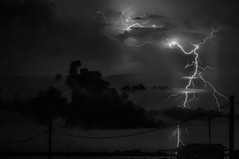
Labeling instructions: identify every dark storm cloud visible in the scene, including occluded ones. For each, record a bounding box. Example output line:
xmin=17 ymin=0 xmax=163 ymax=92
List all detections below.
xmin=120 ymin=85 xmax=131 ymax=92
xmin=198 ymin=0 xmax=237 ymax=22
xmin=117 ymin=25 xmax=176 ymax=45
xmin=0 ymin=0 xmax=59 ymax=45
xmin=58 ymin=0 xmax=111 ymax=16
xmin=0 ymin=0 xmax=59 ymax=75
xmin=131 ymin=84 xmax=147 ymax=91
xmin=64 ymin=61 xmax=164 ymax=129
xmin=122 ymin=0 xmax=239 ymax=41
xmin=147 ymin=14 xmax=167 ymax=20
xmin=132 ymin=14 xmax=166 ymax=20
xmin=0 ymin=0 xmax=122 ymax=76
xmin=1 ymin=0 xmax=238 ymax=77
xmin=120 ymin=84 xmax=147 ymax=92
xmin=1 ymin=0 xmax=234 ymax=77
xmin=132 ymin=16 xmax=146 ymax=20
xmin=0 ymin=84 xmax=163 ymax=130
xmin=121 ymin=84 xmax=171 ymax=92
xmin=176 ymin=0 xmax=239 ymax=29
xmin=151 ymin=85 xmax=170 ymax=91
xmin=0 ymin=61 xmax=165 ymax=129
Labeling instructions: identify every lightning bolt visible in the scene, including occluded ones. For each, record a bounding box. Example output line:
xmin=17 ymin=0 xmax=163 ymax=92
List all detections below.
xmin=128 ymin=41 xmax=151 ymax=47
xmin=96 ymin=6 xmax=156 ymax=47
xmin=167 ymin=26 xmax=228 ymax=109
xmin=96 ymin=11 xmax=108 ymax=24
xmin=96 ymin=10 xmax=227 ymax=108
xmin=171 ymin=123 xmax=185 ymax=148
xmin=95 ymin=8 xmax=226 ymax=149
xmin=118 ymin=6 xmax=157 ymax=47
xmin=119 ymin=6 xmax=144 ymax=31
xmin=116 ymin=6 xmax=160 ymax=32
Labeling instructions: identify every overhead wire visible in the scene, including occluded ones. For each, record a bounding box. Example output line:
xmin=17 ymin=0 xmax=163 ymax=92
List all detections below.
xmin=0 ymin=130 xmax=48 ymax=144
xmin=0 ymin=101 xmax=235 ymax=141
xmin=53 ymin=103 xmax=229 ymax=139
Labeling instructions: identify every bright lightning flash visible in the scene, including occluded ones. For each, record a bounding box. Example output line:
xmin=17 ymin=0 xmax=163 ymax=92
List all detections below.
xmin=119 ymin=6 xmax=144 ymax=32
xmin=118 ymin=6 xmax=159 ymax=47
xmin=96 ymin=11 xmax=108 ymax=24
xmin=167 ymin=26 xmax=228 ymax=109
xmin=96 ymin=6 xmax=157 ymax=47
xmin=171 ymin=123 xmax=185 ymax=148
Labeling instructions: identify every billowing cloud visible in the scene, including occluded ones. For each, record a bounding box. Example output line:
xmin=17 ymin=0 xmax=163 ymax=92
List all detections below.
xmin=120 ymin=84 xmax=147 ymax=92
xmin=0 ymin=61 xmax=165 ymax=129
xmin=152 ymin=85 xmax=170 ymax=91
xmin=64 ymin=60 xmax=164 ymax=129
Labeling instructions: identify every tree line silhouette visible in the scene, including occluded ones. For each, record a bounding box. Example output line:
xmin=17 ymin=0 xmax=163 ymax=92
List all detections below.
xmin=0 ymin=60 xmax=164 ymax=129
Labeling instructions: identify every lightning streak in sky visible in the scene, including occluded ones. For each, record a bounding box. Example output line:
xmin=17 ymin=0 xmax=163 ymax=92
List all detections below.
xmin=95 ymin=7 xmax=226 ymax=149
xmin=96 ymin=6 xmax=157 ymax=47
xmin=116 ymin=6 xmax=160 ymax=32
xmin=96 ymin=9 xmax=227 ymax=108
xmin=119 ymin=6 xmax=144 ymax=31
xmin=167 ymin=26 xmax=228 ymax=109
xmin=96 ymin=11 xmax=108 ymax=24
xmin=171 ymin=123 xmax=184 ymax=148
xmin=118 ymin=6 xmax=158 ymax=47
xmin=128 ymin=41 xmax=151 ymax=47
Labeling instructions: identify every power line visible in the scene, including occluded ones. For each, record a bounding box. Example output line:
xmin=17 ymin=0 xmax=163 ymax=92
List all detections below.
xmin=221 ymin=105 xmax=230 ymax=114
xmin=53 ymin=103 xmax=229 ymax=139
xmin=178 ymin=103 xmax=229 ymax=124
xmin=0 ymin=130 xmax=48 ymax=144
xmin=0 ymin=102 xmax=233 ymax=142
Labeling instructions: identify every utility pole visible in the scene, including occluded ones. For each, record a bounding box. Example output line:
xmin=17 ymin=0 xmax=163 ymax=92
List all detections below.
xmin=229 ymin=96 xmax=234 ymax=159
xmin=48 ymin=123 xmax=52 ymax=159
xmin=67 ymin=144 xmax=70 ymax=159
xmin=208 ymin=117 xmax=211 ymax=144
xmin=208 ymin=114 xmax=229 ymax=144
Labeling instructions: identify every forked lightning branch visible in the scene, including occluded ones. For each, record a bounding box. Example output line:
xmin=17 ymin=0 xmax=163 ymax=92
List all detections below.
xmin=167 ymin=26 xmax=228 ymax=109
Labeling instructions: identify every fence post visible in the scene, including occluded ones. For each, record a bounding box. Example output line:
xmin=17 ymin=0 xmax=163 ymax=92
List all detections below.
xmin=208 ymin=117 xmax=211 ymax=144
xmin=229 ymin=96 xmax=234 ymax=159
xmin=48 ymin=123 xmax=52 ymax=159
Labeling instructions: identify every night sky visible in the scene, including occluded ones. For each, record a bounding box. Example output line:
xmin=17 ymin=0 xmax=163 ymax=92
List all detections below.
xmin=0 ymin=0 xmax=239 ymax=152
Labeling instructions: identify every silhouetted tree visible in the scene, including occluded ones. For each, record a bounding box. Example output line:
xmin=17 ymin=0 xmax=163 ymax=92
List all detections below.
xmin=131 ymin=84 xmax=146 ymax=91
xmin=26 ymin=86 xmax=68 ymax=125
xmin=120 ymin=84 xmax=147 ymax=92
xmin=63 ymin=60 xmax=162 ymax=129
xmin=68 ymin=60 xmax=82 ymax=76
xmin=54 ymin=73 xmax=63 ymax=81
xmin=0 ymin=61 xmax=164 ymax=129
xmin=120 ymin=85 xmax=130 ymax=92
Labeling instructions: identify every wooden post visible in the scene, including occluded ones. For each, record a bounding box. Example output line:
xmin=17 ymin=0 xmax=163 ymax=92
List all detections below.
xmin=48 ymin=123 xmax=52 ymax=159
xmin=208 ymin=117 xmax=211 ymax=144
xmin=229 ymin=96 xmax=234 ymax=159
